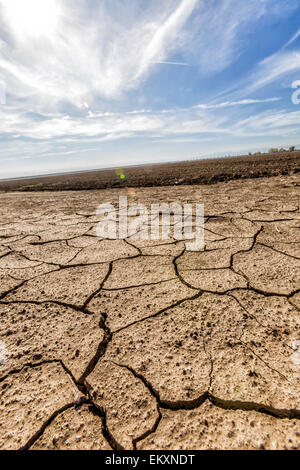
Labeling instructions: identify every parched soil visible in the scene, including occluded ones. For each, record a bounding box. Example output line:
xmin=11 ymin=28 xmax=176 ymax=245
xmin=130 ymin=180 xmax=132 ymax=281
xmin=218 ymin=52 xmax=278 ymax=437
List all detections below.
xmin=0 ymin=174 xmax=299 ymax=450
xmin=0 ymin=151 xmax=299 ymax=192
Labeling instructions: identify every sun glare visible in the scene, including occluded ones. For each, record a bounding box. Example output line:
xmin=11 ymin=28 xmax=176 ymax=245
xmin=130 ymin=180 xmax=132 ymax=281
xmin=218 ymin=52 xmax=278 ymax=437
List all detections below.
xmin=1 ymin=0 xmax=60 ymax=37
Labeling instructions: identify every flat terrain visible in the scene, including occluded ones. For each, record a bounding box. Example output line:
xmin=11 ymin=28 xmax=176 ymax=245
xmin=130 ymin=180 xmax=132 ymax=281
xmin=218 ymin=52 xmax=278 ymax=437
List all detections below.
xmin=0 ymin=151 xmax=299 ymax=191
xmin=0 ymin=174 xmax=299 ymax=450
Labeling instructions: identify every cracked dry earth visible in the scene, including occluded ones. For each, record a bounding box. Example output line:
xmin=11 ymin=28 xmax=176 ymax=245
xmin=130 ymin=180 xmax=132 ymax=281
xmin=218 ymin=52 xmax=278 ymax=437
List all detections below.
xmin=0 ymin=174 xmax=299 ymax=451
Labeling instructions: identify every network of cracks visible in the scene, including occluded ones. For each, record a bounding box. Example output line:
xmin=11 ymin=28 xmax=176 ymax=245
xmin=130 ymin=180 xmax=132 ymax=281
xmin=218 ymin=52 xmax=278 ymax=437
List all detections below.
xmin=0 ymin=174 xmax=299 ymax=450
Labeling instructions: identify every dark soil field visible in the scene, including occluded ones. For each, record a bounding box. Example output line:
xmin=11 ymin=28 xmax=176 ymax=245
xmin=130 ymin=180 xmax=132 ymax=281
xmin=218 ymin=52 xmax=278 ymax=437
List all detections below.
xmin=1 ymin=151 xmax=299 ymax=192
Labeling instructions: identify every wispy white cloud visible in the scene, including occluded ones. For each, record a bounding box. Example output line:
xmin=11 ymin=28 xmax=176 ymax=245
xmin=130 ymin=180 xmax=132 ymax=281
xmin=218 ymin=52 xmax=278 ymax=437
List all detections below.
xmin=233 ymin=108 xmax=300 ymax=134
xmin=0 ymin=0 xmax=292 ymax=111
xmin=193 ymin=98 xmax=281 ymax=109
xmin=134 ymin=0 xmax=197 ymax=78
xmin=151 ymin=61 xmax=191 ymax=66
xmin=281 ymin=28 xmax=300 ymax=50
xmin=0 ymin=96 xmax=294 ymax=146
xmin=178 ymin=0 xmax=296 ymax=75
xmin=242 ymin=50 xmax=300 ymax=95
xmin=0 ymin=0 xmax=197 ymax=109
xmin=220 ymin=23 xmax=300 ymax=100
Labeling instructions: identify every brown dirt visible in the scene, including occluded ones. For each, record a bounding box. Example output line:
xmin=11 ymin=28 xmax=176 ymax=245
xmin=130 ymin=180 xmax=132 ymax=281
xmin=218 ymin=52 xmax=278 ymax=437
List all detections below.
xmin=0 ymin=173 xmax=299 ymax=450
xmin=0 ymin=151 xmax=299 ymax=192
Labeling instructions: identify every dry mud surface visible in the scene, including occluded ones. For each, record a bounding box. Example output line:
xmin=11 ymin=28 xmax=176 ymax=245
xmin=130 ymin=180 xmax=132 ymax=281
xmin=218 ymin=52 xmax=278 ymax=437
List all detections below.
xmin=0 ymin=174 xmax=299 ymax=450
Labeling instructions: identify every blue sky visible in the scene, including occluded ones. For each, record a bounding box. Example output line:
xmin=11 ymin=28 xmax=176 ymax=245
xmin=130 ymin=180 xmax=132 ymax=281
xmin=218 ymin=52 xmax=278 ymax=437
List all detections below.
xmin=0 ymin=0 xmax=300 ymax=178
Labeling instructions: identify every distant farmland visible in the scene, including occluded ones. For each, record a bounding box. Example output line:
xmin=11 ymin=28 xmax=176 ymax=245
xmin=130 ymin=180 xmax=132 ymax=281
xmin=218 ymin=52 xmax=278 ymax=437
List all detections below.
xmin=0 ymin=150 xmax=299 ymax=192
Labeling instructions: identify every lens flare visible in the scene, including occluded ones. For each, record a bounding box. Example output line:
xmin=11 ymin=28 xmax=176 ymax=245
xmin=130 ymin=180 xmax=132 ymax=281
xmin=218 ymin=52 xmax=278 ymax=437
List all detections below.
xmin=115 ymin=168 xmax=126 ymax=180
